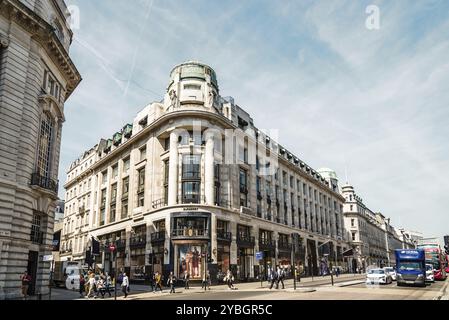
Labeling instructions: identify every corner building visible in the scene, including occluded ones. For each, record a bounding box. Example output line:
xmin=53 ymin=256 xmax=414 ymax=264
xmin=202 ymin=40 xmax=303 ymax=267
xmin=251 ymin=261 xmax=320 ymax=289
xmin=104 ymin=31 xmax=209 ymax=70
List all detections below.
xmin=61 ymin=62 xmax=348 ymax=283
xmin=0 ymin=0 xmax=81 ymax=299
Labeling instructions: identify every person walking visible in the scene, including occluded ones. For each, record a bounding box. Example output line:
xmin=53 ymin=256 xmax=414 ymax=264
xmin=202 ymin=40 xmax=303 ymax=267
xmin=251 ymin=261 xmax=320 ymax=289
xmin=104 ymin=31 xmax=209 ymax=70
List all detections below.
xmin=87 ymin=273 xmax=96 ymax=298
xmin=150 ymin=272 xmax=155 ymax=292
xmin=184 ymin=271 xmax=190 ymax=290
xmin=277 ymin=266 xmax=285 ymax=289
xmin=167 ymin=272 xmax=176 ymax=294
xmin=121 ymin=273 xmax=129 ymax=298
xmin=79 ymin=274 xmax=85 ymax=298
xmin=103 ymin=273 xmax=112 ymax=297
xmin=225 ymin=270 xmax=235 ymax=290
xmin=95 ymin=278 xmax=105 ymax=299
xmin=155 ymin=272 xmax=163 ymax=293
xmin=269 ymin=267 xmax=278 ymax=290
xmin=20 ymin=271 xmax=31 ymax=300
xmin=202 ymin=271 xmax=211 ymax=290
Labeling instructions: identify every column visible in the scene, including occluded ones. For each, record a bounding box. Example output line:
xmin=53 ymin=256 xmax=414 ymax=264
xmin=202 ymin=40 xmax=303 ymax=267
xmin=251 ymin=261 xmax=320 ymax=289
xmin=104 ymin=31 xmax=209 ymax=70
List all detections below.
xmin=204 ymin=135 xmax=215 ymax=205
xmin=168 ymin=131 xmax=179 ymax=206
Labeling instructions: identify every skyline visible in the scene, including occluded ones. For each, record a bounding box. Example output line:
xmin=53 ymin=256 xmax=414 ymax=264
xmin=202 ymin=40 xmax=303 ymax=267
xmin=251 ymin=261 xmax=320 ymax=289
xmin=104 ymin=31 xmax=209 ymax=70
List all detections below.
xmin=60 ymin=0 xmax=449 ymax=239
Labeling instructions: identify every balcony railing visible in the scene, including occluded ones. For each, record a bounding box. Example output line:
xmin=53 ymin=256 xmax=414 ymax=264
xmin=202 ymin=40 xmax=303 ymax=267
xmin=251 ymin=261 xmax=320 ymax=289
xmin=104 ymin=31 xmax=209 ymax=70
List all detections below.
xmin=278 ymin=241 xmax=292 ymax=251
xmin=172 ymin=228 xmax=208 ymax=238
xmin=30 ymin=173 xmax=58 ymax=193
xmin=152 ymin=198 xmax=167 ymax=209
xmin=237 ymin=234 xmax=255 ymax=247
xmin=217 ymin=231 xmax=232 ymax=242
xmin=151 ymin=231 xmax=166 ymax=242
xmin=116 ymin=239 xmax=126 ymax=251
xmin=259 ymin=238 xmax=276 ymax=249
xmin=130 ymin=235 xmax=146 ymax=248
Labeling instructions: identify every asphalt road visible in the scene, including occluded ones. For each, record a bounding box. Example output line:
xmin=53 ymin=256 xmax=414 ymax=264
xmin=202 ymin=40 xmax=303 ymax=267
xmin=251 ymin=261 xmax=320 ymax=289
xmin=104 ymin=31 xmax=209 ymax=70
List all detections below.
xmin=45 ymin=276 xmax=448 ymax=301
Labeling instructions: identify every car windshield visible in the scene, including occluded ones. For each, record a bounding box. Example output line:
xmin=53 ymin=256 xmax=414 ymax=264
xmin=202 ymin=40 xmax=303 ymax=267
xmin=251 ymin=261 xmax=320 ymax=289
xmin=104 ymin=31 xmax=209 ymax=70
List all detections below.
xmin=426 ymin=265 xmax=433 ymax=271
xmin=369 ymin=269 xmax=384 ymax=274
xmin=399 ymin=262 xmax=421 ymax=271
xmin=384 ymin=268 xmax=394 ymax=272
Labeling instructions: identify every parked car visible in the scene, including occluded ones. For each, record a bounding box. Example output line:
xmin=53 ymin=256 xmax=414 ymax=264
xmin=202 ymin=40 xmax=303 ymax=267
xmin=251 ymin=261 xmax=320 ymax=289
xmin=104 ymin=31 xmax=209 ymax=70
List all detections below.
xmin=383 ymin=267 xmax=397 ymax=281
xmin=426 ymin=264 xmax=435 ymax=283
xmin=366 ymin=268 xmax=393 ymax=285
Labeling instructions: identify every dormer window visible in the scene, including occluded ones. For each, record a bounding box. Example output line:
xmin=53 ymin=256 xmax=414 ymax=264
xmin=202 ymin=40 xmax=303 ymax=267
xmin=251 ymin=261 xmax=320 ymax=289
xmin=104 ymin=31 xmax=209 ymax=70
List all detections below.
xmin=139 ymin=116 xmax=148 ymax=127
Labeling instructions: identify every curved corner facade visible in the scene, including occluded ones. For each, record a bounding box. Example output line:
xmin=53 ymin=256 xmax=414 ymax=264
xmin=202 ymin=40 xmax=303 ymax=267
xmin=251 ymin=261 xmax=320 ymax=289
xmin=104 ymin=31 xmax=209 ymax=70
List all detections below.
xmin=61 ymin=61 xmax=349 ymax=284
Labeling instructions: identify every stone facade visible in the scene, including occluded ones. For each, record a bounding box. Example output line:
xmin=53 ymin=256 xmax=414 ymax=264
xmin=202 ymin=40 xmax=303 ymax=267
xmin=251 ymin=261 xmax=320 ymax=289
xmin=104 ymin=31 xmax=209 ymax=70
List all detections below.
xmin=0 ymin=0 xmax=81 ymax=299
xmin=61 ymin=61 xmax=348 ymax=283
xmin=342 ymin=184 xmax=415 ymax=272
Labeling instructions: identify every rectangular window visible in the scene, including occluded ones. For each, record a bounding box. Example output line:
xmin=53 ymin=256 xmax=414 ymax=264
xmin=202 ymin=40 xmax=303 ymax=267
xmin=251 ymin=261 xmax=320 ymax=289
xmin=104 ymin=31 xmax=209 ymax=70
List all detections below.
xmin=351 ymin=219 xmax=355 ymax=227
xmin=109 ymin=204 xmax=116 ymax=223
xmin=31 ymin=213 xmax=43 ymax=244
xmin=102 ymin=171 xmax=108 ymax=184
xmin=182 ymin=155 xmax=201 ymax=179
xmin=111 ymin=184 xmax=117 ymax=204
xmin=112 ymin=164 xmax=118 ymax=179
xmin=100 ymin=189 xmax=107 ymax=208
xmin=184 ymin=84 xmax=201 ymax=90
xmin=182 ymin=181 xmax=201 ymax=204
xmin=352 ymin=232 xmax=356 ymax=241
xmin=123 ymin=157 xmax=130 ymax=172
xmin=122 ymin=177 xmax=129 ymax=199
xmin=100 ymin=208 xmax=105 ymax=226
xmin=140 ymin=146 xmax=147 ymax=161
xmin=121 ymin=199 xmax=128 ymax=219
xmin=137 ymin=168 xmax=145 ymax=207
xmin=36 ymin=114 xmax=54 ymax=178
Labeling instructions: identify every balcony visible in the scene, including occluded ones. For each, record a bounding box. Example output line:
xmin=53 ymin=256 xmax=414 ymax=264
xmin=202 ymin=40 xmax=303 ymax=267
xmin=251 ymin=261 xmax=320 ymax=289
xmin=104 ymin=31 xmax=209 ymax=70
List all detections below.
xmin=237 ymin=234 xmax=255 ymax=247
xmin=30 ymin=173 xmax=58 ymax=193
xmin=217 ymin=231 xmax=232 ymax=242
xmin=259 ymin=238 xmax=276 ymax=250
xmin=30 ymin=230 xmax=44 ymax=245
xmin=150 ymin=231 xmax=166 ymax=243
xmin=179 ymin=195 xmax=203 ymax=205
xmin=130 ymin=235 xmax=146 ymax=248
xmin=152 ymin=198 xmax=167 ymax=209
xmin=278 ymin=241 xmax=292 ymax=251
xmin=116 ymin=239 xmax=126 ymax=251
xmin=172 ymin=228 xmax=209 ymax=239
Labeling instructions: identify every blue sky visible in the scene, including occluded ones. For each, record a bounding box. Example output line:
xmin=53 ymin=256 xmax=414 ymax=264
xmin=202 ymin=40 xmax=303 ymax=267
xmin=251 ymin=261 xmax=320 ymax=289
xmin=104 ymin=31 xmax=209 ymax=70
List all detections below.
xmin=62 ymin=0 xmax=449 ymax=239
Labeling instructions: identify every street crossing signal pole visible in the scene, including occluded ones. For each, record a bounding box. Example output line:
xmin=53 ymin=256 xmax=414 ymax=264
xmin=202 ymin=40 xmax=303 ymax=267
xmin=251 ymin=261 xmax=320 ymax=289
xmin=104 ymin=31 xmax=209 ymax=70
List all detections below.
xmin=114 ymin=251 xmax=118 ymax=301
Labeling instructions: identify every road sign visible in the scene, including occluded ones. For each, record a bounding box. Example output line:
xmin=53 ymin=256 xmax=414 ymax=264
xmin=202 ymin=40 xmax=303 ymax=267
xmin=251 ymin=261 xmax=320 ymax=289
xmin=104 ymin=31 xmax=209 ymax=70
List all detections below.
xmin=109 ymin=244 xmax=116 ymax=252
xmin=255 ymin=251 xmax=264 ymax=260
xmin=43 ymin=255 xmax=53 ymax=262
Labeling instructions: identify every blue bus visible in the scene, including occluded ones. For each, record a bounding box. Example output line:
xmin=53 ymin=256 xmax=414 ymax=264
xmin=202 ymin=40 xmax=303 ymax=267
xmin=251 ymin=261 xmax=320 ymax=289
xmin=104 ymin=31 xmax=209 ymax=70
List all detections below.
xmin=395 ymin=249 xmax=426 ymax=287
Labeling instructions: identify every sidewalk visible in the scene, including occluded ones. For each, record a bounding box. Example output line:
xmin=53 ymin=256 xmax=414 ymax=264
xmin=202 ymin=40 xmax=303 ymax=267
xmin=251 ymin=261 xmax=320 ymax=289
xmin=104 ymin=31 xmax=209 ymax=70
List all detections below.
xmin=106 ymin=273 xmax=366 ymax=299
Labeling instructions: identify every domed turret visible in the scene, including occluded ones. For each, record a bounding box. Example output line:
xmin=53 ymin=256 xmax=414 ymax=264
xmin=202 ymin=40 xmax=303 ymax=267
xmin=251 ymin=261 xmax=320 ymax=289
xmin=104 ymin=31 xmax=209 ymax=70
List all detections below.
xmin=317 ymin=168 xmax=339 ymax=193
xmin=164 ymin=61 xmax=220 ymax=112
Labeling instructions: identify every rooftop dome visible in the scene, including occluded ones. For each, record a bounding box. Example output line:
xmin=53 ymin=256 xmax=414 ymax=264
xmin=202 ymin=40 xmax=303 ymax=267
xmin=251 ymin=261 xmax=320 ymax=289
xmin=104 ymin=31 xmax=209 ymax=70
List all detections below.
xmin=169 ymin=61 xmax=218 ymax=89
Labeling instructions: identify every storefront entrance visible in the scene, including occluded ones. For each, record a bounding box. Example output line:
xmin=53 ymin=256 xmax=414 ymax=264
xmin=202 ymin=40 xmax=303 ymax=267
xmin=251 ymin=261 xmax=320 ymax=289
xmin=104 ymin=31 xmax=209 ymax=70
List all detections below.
xmin=237 ymin=247 xmax=254 ymax=281
xmin=175 ymin=242 xmax=208 ymax=280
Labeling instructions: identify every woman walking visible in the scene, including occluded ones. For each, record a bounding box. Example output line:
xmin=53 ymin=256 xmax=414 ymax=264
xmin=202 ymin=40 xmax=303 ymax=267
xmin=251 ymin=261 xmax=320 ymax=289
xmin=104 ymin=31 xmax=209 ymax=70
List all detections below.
xmin=121 ymin=272 xmax=129 ymax=298
xmin=79 ymin=274 xmax=85 ymax=298
xmin=20 ymin=271 xmax=31 ymax=300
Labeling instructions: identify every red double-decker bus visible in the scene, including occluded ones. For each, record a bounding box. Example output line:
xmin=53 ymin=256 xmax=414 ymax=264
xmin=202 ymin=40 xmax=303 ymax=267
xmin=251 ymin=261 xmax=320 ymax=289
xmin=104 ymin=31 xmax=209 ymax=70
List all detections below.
xmin=417 ymin=244 xmax=447 ymax=281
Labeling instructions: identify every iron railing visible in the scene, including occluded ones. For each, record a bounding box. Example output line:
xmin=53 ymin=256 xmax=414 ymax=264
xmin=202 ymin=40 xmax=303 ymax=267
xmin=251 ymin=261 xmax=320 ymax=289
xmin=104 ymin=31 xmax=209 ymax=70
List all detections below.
xmin=30 ymin=173 xmax=58 ymax=193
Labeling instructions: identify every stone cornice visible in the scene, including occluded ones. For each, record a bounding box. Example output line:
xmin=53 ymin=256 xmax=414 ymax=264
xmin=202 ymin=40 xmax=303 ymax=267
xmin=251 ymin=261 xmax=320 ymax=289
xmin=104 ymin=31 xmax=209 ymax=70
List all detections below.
xmin=0 ymin=0 xmax=81 ymax=99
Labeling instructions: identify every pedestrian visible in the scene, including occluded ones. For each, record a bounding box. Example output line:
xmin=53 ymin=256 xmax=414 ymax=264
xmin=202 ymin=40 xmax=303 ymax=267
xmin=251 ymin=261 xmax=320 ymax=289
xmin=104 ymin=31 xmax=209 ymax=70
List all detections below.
xmin=202 ymin=271 xmax=211 ymax=290
xmin=277 ymin=266 xmax=285 ymax=289
xmin=79 ymin=274 xmax=85 ymax=298
xmin=104 ymin=273 xmax=112 ymax=297
xmin=20 ymin=271 xmax=31 ymax=300
xmin=167 ymin=272 xmax=176 ymax=294
xmin=269 ymin=267 xmax=278 ymax=290
xmin=95 ymin=278 xmax=105 ymax=299
xmin=336 ymin=267 xmax=340 ymax=278
xmin=184 ymin=271 xmax=190 ymax=289
xmin=155 ymin=272 xmax=163 ymax=292
xmin=87 ymin=273 xmax=96 ymax=298
xmin=150 ymin=272 xmax=155 ymax=292
xmin=121 ymin=272 xmax=129 ymax=298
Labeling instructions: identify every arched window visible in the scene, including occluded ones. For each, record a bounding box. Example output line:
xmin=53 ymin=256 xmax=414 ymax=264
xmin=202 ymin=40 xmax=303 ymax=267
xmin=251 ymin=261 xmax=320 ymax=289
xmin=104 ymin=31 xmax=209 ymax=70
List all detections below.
xmin=37 ymin=113 xmax=54 ymax=178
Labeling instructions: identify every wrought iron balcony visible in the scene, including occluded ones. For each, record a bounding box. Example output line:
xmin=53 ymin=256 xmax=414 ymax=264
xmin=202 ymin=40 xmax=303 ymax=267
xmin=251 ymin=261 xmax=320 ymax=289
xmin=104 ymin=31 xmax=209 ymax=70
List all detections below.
xmin=259 ymin=238 xmax=276 ymax=249
xmin=217 ymin=231 xmax=232 ymax=242
xmin=130 ymin=235 xmax=146 ymax=248
xmin=172 ymin=228 xmax=208 ymax=239
xmin=30 ymin=230 xmax=44 ymax=245
xmin=237 ymin=234 xmax=255 ymax=247
xmin=30 ymin=173 xmax=58 ymax=193
xmin=278 ymin=241 xmax=292 ymax=251
xmin=152 ymin=198 xmax=167 ymax=209
xmin=150 ymin=231 xmax=166 ymax=242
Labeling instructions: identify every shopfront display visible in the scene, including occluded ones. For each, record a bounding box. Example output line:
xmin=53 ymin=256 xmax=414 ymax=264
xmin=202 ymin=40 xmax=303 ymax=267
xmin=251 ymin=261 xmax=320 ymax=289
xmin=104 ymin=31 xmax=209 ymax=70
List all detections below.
xmin=217 ymin=243 xmax=230 ymax=274
xmin=130 ymin=247 xmax=146 ymax=282
xmin=237 ymin=247 xmax=254 ymax=280
xmin=178 ymin=244 xmax=205 ymax=279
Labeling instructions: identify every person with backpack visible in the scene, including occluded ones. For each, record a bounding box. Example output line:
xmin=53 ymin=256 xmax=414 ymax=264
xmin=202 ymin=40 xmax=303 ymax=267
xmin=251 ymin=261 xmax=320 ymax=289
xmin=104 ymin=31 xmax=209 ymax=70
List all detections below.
xmin=167 ymin=272 xmax=176 ymax=294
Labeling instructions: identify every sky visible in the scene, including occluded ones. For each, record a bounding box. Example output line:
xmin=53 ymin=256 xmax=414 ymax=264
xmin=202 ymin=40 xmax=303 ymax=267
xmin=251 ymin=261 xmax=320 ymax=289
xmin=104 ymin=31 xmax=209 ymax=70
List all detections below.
xmin=61 ymin=0 xmax=449 ymax=240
